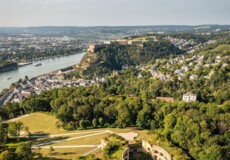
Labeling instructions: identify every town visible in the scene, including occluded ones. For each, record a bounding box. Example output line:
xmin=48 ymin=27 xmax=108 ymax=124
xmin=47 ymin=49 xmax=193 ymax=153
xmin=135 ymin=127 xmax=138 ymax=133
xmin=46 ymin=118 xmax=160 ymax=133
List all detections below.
xmin=0 ymin=35 xmax=86 ymax=61
xmin=0 ymin=67 xmax=106 ymax=106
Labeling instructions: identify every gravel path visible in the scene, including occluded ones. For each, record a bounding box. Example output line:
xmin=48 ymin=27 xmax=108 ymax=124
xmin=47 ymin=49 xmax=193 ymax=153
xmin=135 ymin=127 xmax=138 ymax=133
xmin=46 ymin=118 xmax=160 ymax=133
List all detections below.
xmin=31 ymin=130 xmax=112 ymax=148
xmin=36 ymin=145 xmax=99 ymax=149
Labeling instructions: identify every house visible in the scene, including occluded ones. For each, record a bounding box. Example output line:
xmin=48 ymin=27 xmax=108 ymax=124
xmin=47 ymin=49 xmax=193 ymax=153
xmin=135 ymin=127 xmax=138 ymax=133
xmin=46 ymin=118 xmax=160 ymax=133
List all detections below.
xmin=116 ymin=39 xmax=129 ymax=45
xmin=181 ymin=65 xmax=189 ymax=72
xmin=189 ymin=74 xmax=198 ymax=80
xmin=104 ymin=41 xmax=111 ymax=45
xmin=182 ymin=92 xmax=197 ymax=102
xmin=174 ymin=69 xmax=182 ymax=74
xmin=137 ymin=73 xmax=143 ymax=78
xmin=215 ymin=55 xmax=221 ymax=63
xmin=21 ymin=90 xmax=31 ymax=98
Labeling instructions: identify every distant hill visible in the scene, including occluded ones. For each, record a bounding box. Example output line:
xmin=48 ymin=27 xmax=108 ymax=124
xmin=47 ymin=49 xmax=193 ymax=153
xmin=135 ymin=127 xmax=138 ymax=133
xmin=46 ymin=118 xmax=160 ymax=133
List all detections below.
xmin=0 ymin=25 xmax=229 ymax=36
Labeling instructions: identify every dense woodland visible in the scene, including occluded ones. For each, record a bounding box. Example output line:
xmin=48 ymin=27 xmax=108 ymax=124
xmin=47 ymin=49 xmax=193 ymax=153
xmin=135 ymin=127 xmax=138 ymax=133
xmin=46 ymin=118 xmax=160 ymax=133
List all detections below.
xmin=0 ymin=32 xmax=229 ymax=159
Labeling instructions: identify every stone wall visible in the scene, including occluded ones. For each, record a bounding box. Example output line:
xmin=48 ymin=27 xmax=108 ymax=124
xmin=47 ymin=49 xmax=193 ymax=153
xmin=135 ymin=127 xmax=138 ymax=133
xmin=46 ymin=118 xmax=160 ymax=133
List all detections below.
xmin=122 ymin=148 xmax=130 ymax=160
xmin=142 ymin=140 xmax=171 ymax=160
xmin=121 ymin=140 xmax=171 ymax=160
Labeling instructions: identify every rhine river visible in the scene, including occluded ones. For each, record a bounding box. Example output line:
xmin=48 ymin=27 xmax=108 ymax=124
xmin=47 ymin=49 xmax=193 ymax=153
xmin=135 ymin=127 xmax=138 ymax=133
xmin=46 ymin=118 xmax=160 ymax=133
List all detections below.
xmin=0 ymin=52 xmax=85 ymax=92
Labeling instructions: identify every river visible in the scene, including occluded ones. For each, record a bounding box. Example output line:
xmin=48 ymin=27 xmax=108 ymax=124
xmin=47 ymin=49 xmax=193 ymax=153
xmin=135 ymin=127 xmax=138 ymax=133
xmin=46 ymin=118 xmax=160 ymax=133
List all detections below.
xmin=0 ymin=52 xmax=85 ymax=92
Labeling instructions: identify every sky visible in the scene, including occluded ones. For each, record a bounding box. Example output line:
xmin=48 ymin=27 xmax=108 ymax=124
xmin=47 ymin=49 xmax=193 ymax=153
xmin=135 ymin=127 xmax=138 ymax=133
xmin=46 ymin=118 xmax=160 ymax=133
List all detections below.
xmin=0 ymin=0 xmax=230 ymax=27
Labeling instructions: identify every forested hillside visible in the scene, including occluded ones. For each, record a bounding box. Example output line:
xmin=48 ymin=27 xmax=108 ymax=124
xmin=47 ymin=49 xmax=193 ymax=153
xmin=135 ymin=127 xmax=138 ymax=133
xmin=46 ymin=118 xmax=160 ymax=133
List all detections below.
xmin=81 ymin=40 xmax=183 ymax=77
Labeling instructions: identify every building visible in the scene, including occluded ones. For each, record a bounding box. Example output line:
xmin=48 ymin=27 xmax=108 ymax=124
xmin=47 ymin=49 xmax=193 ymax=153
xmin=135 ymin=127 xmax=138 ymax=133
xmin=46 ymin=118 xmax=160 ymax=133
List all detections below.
xmin=87 ymin=44 xmax=95 ymax=53
xmin=142 ymin=140 xmax=171 ymax=160
xmin=189 ymin=74 xmax=198 ymax=80
xmin=128 ymin=40 xmax=142 ymax=45
xmin=182 ymin=92 xmax=197 ymax=102
xmin=215 ymin=55 xmax=221 ymax=63
xmin=115 ymin=39 xmax=129 ymax=45
xmin=121 ymin=140 xmax=172 ymax=160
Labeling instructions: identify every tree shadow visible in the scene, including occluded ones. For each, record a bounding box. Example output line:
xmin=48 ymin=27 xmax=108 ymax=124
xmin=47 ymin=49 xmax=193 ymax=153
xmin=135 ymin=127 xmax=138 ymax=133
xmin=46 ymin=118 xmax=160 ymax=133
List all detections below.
xmin=58 ymin=152 xmax=76 ymax=155
xmin=32 ymin=131 xmax=50 ymax=136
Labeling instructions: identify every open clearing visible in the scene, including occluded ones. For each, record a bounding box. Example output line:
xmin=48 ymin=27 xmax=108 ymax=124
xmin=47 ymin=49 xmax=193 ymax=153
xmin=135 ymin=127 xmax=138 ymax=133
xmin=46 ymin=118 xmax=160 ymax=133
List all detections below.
xmin=10 ymin=112 xmax=65 ymax=134
xmin=200 ymin=44 xmax=230 ymax=55
xmin=10 ymin=112 xmax=140 ymax=159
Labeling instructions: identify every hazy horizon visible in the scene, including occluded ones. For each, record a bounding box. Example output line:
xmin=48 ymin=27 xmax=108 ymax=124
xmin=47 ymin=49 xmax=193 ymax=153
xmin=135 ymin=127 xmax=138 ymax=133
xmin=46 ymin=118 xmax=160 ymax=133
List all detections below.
xmin=0 ymin=24 xmax=230 ymax=28
xmin=0 ymin=0 xmax=230 ymax=27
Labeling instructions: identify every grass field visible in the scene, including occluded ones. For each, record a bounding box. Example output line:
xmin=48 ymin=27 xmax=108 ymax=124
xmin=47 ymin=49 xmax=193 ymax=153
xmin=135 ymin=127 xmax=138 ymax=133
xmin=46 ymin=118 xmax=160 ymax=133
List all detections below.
xmin=9 ymin=112 xmax=141 ymax=159
xmin=212 ymin=44 xmax=230 ymax=52
xmin=200 ymin=44 xmax=230 ymax=55
xmin=37 ymin=147 xmax=98 ymax=159
xmin=51 ymin=133 xmax=110 ymax=146
xmin=10 ymin=112 xmax=65 ymax=134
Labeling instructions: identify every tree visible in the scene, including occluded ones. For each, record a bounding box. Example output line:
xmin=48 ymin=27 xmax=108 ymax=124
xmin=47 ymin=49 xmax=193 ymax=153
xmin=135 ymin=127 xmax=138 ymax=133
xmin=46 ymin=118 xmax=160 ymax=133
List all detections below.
xmin=24 ymin=126 xmax=30 ymax=136
xmin=79 ymin=120 xmax=90 ymax=129
xmin=49 ymin=146 xmax=55 ymax=155
xmin=25 ymin=75 xmax=28 ymax=81
xmin=92 ymin=118 xmax=98 ymax=128
xmin=116 ymin=104 xmax=132 ymax=128
xmin=136 ymin=109 xmax=152 ymax=129
xmin=15 ymin=142 xmax=34 ymax=160
xmin=0 ymin=124 xmax=8 ymax=146
xmin=8 ymin=122 xmax=24 ymax=137
xmin=98 ymin=117 xmax=104 ymax=127
xmin=0 ymin=150 xmax=14 ymax=160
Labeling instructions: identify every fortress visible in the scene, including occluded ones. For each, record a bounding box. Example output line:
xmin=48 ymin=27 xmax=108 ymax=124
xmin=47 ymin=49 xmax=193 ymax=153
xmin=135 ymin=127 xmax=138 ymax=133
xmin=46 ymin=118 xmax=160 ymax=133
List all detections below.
xmin=87 ymin=39 xmax=144 ymax=53
xmin=101 ymin=138 xmax=171 ymax=160
xmin=122 ymin=140 xmax=171 ymax=160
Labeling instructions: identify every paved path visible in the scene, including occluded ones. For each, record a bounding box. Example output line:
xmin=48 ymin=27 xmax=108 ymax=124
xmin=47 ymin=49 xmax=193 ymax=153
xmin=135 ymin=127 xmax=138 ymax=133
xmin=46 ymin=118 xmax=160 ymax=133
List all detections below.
xmin=83 ymin=146 xmax=101 ymax=156
xmin=30 ymin=129 xmax=139 ymax=157
xmin=22 ymin=130 xmax=112 ymax=138
xmin=118 ymin=132 xmax=138 ymax=141
xmin=36 ymin=145 xmax=99 ymax=149
xmin=32 ymin=130 xmax=113 ymax=148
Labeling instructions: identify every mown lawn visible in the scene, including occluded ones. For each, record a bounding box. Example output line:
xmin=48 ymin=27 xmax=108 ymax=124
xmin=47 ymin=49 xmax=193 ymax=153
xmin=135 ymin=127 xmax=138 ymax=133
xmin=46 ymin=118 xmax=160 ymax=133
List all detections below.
xmin=10 ymin=112 xmax=65 ymax=135
xmin=51 ymin=133 xmax=110 ymax=146
xmin=8 ymin=112 xmax=144 ymax=159
xmin=35 ymin=147 xmax=97 ymax=160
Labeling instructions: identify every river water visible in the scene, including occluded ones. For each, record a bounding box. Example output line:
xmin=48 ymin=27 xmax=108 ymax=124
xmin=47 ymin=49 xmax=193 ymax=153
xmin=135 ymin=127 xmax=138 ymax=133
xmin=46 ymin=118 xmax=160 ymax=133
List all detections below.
xmin=0 ymin=52 xmax=85 ymax=92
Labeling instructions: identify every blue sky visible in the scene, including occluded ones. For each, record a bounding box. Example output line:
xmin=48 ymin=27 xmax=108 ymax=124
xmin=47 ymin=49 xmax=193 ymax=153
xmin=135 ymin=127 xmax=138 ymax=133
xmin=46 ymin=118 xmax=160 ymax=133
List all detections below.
xmin=0 ymin=0 xmax=229 ymax=27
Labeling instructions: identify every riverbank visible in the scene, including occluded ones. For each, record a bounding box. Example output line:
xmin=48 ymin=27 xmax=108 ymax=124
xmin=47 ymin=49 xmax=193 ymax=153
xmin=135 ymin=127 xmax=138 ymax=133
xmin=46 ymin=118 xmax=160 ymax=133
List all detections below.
xmin=0 ymin=62 xmax=105 ymax=107
xmin=0 ymin=62 xmax=18 ymax=73
xmin=0 ymin=52 xmax=86 ymax=93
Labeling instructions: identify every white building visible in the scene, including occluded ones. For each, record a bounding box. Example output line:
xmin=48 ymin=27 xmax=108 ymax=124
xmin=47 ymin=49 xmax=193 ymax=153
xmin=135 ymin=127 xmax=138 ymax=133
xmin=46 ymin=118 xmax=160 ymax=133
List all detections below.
xmin=182 ymin=92 xmax=197 ymax=102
